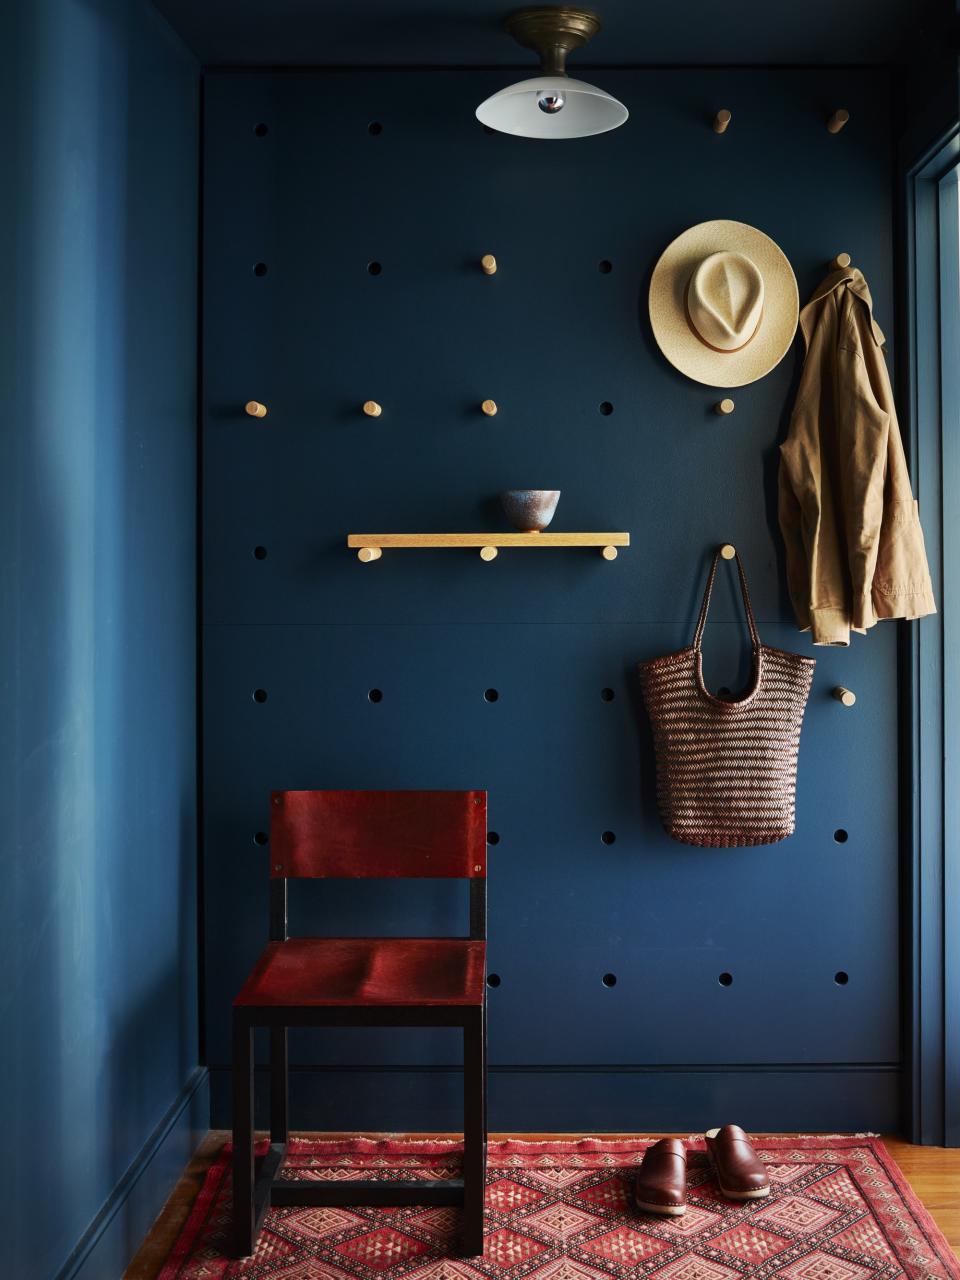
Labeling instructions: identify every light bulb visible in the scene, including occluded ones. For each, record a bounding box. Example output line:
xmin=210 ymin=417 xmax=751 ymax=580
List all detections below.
xmin=537 ymin=90 xmax=565 ymax=114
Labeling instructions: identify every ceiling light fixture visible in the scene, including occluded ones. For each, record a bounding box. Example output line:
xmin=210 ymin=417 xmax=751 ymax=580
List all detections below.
xmin=476 ymin=6 xmax=628 ymax=140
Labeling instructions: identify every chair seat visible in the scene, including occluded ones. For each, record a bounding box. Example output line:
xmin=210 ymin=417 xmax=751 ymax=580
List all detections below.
xmin=234 ymin=937 xmax=486 ymax=1008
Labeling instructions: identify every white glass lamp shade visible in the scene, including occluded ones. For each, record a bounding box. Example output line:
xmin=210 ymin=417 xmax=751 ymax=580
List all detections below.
xmin=476 ymin=75 xmax=628 ymax=139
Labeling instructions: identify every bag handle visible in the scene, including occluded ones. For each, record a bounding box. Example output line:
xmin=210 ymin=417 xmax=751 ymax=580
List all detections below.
xmin=692 ymin=547 xmax=761 ymax=652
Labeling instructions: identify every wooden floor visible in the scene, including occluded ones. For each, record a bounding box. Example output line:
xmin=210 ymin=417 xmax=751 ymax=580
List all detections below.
xmin=882 ymin=1135 xmax=960 ymax=1252
xmin=125 ymin=1132 xmax=960 ymax=1278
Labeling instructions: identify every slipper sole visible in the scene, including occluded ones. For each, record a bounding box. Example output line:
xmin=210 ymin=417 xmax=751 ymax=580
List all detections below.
xmin=634 ymin=1197 xmax=687 ymax=1216
xmin=715 ymin=1183 xmax=770 ymax=1200
xmin=706 ymin=1148 xmax=770 ymax=1201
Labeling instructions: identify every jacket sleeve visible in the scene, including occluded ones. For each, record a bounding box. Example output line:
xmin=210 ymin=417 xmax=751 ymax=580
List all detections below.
xmin=777 ymin=438 xmax=812 ymax=635
xmin=779 ymin=316 xmax=853 ymax=646
xmin=842 ymin=305 xmax=936 ymax=628
xmin=834 ymin=332 xmax=889 ymax=636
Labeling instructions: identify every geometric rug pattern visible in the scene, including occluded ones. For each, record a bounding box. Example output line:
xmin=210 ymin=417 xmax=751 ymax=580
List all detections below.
xmin=157 ymin=1135 xmax=959 ymax=1280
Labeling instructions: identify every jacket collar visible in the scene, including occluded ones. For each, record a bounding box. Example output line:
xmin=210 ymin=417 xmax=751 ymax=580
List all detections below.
xmin=800 ymin=266 xmax=885 ymax=347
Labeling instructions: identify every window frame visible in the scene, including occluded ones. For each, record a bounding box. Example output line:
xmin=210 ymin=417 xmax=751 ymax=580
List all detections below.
xmin=900 ymin=125 xmax=960 ymax=1146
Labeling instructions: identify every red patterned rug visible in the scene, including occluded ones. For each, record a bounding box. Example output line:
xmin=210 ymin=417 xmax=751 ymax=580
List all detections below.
xmin=158 ymin=1135 xmax=959 ymax=1280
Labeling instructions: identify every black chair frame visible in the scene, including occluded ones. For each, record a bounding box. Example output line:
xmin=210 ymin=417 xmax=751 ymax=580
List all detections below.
xmin=233 ymin=874 xmax=488 ymax=1258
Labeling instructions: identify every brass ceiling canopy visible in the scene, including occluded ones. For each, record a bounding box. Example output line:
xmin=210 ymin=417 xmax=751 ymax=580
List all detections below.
xmin=476 ymin=5 xmax=627 ymax=139
xmin=504 ymin=6 xmax=603 ymax=77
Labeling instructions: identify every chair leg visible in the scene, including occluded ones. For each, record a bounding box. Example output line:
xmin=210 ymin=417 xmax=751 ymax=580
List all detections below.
xmin=461 ymin=1008 xmax=487 ymax=1257
xmin=270 ymin=1026 xmax=289 ymax=1144
xmin=481 ymin=1000 xmax=488 ymax=1139
xmin=233 ymin=1016 xmax=255 ymax=1257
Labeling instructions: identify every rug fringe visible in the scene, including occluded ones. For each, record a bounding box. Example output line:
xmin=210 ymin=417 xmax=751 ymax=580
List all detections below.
xmin=287 ymin=1131 xmax=883 ymax=1144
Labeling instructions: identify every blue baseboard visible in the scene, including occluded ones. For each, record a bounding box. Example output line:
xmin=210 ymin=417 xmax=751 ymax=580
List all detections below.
xmin=56 ymin=1067 xmax=209 ymax=1280
xmin=208 ymin=1064 xmax=900 ymax=1135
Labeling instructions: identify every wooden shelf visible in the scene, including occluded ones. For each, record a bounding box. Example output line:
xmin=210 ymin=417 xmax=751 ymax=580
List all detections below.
xmin=347 ymin=532 xmax=630 ymax=562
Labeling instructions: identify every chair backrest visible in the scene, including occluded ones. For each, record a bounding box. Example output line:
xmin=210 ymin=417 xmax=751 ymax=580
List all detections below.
xmin=270 ymin=789 xmax=487 ymax=879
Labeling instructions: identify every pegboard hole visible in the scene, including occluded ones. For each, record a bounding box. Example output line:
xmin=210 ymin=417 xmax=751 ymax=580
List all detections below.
xmin=483 ymin=688 xmax=499 ymax=703
xmin=834 ymin=828 xmax=849 ymax=843
xmin=254 ymin=831 xmax=268 ymax=846
xmin=601 ymin=688 xmax=615 ymax=702
xmin=368 ymin=121 xmax=383 ymax=135
xmin=598 ymin=260 xmax=613 ymax=273
xmin=253 ymin=688 xmax=268 ymax=703
xmin=367 ymin=261 xmax=382 ymax=275
xmin=254 ymin=123 xmax=269 ymax=137
xmin=367 ymin=688 xmax=383 ymax=703
xmin=487 ymin=831 xmax=500 ymax=845
xmin=834 ymin=970 xmax=849 ymax=985
xmin=253 ymin=546 xmax=267 ymax=560
xmin=486 ymin=973 xmax=501 ymax=988
xmin=601 ymin=830 xmax=616 ymax=845
xmin=599 ymin=401 xmax=614 ymax=416
xmin=253 ymin=262 xmax=268 ymax=277
xmin=601 ymin=972 xmax=617 ymax=988
xmin=718 ymin=972 xmax=734 ymax=986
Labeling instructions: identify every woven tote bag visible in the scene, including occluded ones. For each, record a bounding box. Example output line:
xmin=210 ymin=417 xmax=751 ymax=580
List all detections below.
xmin=637 ymin=548 xmax=816 ymax=847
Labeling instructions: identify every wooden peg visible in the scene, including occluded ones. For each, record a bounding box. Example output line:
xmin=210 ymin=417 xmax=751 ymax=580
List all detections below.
xmin=827 ymin=109 xmax=850 ymax=134
xmin=832 ymin=686 xmax=857 ymax=707
xmin=602 ymin=545 xmax=618 ymax=561
xmin=245 ymin=401 xmax=268 ymax=418
xmin=831 ymin=252 xmax=852 ymax=269
xmin=481 ymin=254 xmax=497 ymax=275
xmin=357 ymin=546 xmax=382 ymax=562
xmin=720 ymin=543 xmax=736 ymax=560
xmin=480 ymin=546 xmax=498 ymax=561
xmin=362 ymin=400 xmax=382 ymax=418
xmin=481 ymin=399 xmax=498 ymax=417
xmin=713 ymin=109 xmax=732 ymax=135
xmin=715 ymin=398 xmax=735 ymax=415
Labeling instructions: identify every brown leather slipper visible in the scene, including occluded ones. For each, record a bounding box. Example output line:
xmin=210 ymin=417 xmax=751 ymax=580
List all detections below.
xmin=634 ymin=1138 xmax=687 ymax=1216
xmin=705 ymin=1125 xmax=770 ymax=1200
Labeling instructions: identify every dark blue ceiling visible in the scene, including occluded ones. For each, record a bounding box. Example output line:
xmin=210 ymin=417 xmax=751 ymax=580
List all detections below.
xmin=149 ymin=0 xmax=927 ymax=67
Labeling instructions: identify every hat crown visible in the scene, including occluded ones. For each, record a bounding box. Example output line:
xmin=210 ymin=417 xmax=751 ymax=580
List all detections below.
xmin=687 ymin=251 xmax=764 ymax=352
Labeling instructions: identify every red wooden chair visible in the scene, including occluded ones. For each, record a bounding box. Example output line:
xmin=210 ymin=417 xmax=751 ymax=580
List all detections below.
xmin=232 ymin=789 xmax=488 ymax=1258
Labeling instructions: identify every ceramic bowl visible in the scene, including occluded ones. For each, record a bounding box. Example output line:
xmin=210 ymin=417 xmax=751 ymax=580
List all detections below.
xmin=500 ymin=489 xmax=561 ymax=533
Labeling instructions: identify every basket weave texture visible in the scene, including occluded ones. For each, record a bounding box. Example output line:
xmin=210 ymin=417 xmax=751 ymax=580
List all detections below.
xmin=638 ymin=549 xmax=815 ymax=847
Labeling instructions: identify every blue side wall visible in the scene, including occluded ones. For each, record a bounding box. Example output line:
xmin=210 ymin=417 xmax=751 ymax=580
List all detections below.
xmin=203 ymin=69 xmax=905 ymax=1134
xmin=0 ymin=3 xmax=201 ymax=1277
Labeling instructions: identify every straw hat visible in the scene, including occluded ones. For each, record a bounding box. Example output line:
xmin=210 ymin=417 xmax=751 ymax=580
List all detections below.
xmin=649 ymin=220 xmax=799 ymax=387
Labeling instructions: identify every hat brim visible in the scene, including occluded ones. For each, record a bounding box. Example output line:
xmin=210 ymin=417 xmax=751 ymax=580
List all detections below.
xmin=649 ymin=220 xmax=799 ymax=388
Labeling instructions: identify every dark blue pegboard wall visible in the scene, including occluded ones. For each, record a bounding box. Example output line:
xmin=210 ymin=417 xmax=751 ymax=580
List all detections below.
xmin=203 ymin=68 xmax=901 ymax=1131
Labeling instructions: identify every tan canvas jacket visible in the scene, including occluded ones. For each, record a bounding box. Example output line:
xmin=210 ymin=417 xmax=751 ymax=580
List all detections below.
xmin=778 ymin=267 xmax=936 ymax=646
